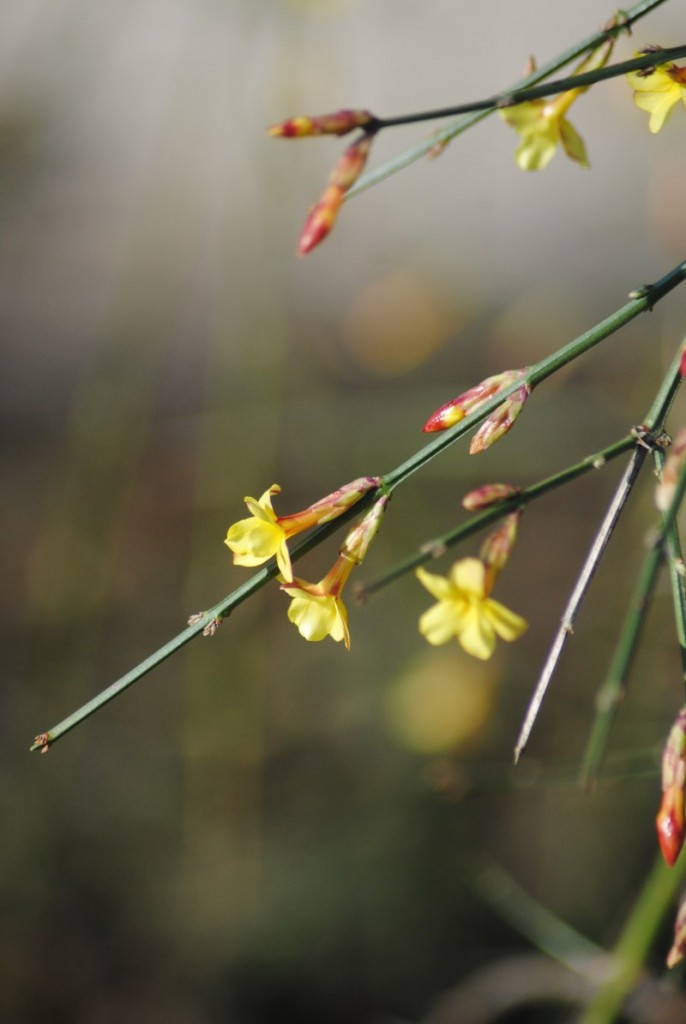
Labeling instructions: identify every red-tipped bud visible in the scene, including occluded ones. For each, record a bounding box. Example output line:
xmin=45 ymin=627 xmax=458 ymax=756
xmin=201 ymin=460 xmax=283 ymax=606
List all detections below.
xmin=423 ymin=369 xmax=528 ymax=434
xmin=680 ymin=348 xmax=686 ymax=379
xmin=462 ymin=483 xmax=521 ymax=512
xmin=298 ymin=186 xmax=344 ymax=255
xmin=268 ymin=109 xmax=374 ymax=138
xmin=657 ymin=707 xmax=686 ymax=865
xmin=667 ymin=895 xmax=686 ymax=968
xmin=469 ymin=384 xmax=531 ymax=455
xmin=422 ymin=398 xmax=466 ymax=432
xmin=297 ymin=135 xmax=373 ymax=255
xmin=657 ymin=785 xmax=686 ymax=866
xmin=656 ymin=428 xmax=686 ymax=512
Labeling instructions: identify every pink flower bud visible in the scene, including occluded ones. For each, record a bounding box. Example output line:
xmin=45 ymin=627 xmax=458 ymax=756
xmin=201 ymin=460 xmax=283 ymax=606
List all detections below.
xmin=297 ymin=135 xmax=373 ymax=255
xmin=655 ymin=428 xmax=686 ymax=512
xmin=341 ymin=494 xmax=390 ymax=564
xmin=667 ymin=895 xmax=686 ymax=968
xmin=479 ymin=512 xmax=522 ymax=594
xmin=462 ymin=483 xmax=521 ymax=511
xmin=469 ymin=384 xmax=531 ymax=455
xmin=298 ymin=186 xmax=344 ymax=255
xmin=657 ymin=707 xmax=686 ymax=866
xmin=423 ymin=369 xmax=528 ymax=434
xmin=268 ymin=109 xmax=374 ymax=138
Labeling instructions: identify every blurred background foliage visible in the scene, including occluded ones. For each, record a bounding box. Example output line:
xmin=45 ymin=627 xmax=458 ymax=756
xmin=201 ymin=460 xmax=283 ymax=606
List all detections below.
xmin=3 ymin=1 xmax=686 ymax=1021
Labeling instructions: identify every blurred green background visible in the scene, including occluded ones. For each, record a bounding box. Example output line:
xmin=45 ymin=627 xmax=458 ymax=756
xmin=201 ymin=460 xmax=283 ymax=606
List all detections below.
xmin=4 ymin=1 xmax=686 ymax=1021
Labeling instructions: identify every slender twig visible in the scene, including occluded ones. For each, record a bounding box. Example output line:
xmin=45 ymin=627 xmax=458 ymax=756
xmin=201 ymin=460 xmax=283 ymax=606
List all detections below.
xmin=579 ymin=439 xmax=686 ymax=788
xmin=372 ymin=47 xmax=686 ymax=131
xmin=577 ymin=851 xmax=686 ymax=1024
xmin=515 ymin=340 xmax=686 ymax=765
xmin=361 ymin=436 xmax=635 ymax=601
xmin=347 ymin=0 xmax=672 ymax=199
xmin=514 ymin=446 xmax=650 ymax=765
xmin=29 ymin=260 xmax=686 ymax=752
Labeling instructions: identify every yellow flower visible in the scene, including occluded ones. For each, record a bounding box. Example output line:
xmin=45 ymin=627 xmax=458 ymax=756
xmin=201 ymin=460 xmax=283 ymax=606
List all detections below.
xmin=225 ymin=484 xmax=294 ymax=580
xmin=627 ymin=60 xmax=686 ymax=133
xmin=416 ymin=557 xmax=527 ymax=660
xmin=225 ymin=477 xmax=379 ymax=582
xmin=281 ymin=494 xmax=389 ymax=649
xmin=282 ymin=554 xmax=354 ymax=649
xmin=499 ymin=89 xmax=589 ymax=171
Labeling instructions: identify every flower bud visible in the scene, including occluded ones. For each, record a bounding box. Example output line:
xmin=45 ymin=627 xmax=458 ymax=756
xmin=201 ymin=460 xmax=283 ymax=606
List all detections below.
xmin=469 ymin=384 xmax=531 ymax=455
xmin=667 ymin=894 xmax=686 ymax=968
xmin=655 ymin=428 xmax=686 ymax=512
xmin=462 ymin=483 xmax=521 ymax=512
xmin=657 ymin=706 xmax=686 ymax=866
xmin=341 ymin=494 xmax=390 ymax=565
xmin=298 ymin=186 xmax=344 ymax=256
xmin=479 ymin=512 xmax=521 ymax=585
xmin=423 ymin=369 xmax=527 ymax=434
xmin=297 ymin=135 xmax=373 ymax=255
xmin=268 ymin=109 xmax=374 ymax=138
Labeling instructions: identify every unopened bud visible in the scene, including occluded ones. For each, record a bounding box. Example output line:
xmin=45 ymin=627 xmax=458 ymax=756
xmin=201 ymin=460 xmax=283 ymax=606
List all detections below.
xmin=656 ymin=428 xmax=686 ymax=512
xmin=423 ymin=369 xmax=527 ymax=434
xmin=667 ymin=894 xmax=686 ymax=968
xmin=342 ymin=494 xmax=390 ymax=564
xmin=298 ymin=186 xmax=344 ymax=255
xmin=462 ymin=483 xmax=521 ymax=512
xmin=469 ymin=383 xmax=531 ymax=455
xmin=480 ymin=512 xmax=521 ymax=592
xmin=297 ymin=135 xmax=373 ymax=255
xmin=657 ymin=706 xmax=686 ymax=866
xmin=268 ymin=109 xmax=374 ymax=138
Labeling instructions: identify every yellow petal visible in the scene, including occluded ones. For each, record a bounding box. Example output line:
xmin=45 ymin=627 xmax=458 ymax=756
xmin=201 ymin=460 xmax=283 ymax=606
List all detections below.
xmin=627 ymin=67 xmax=675 ymax=93
xmin=418 ymin=601 xmax=461 ymax=646
xmin=559 ymin=119 xmax=589 ymax=166
xmin=456 ymin=604 xmax=496 ymax=660
xmin=225 ymin=517 xmax=283 ymax=564
xmin=416 ymin=567 xmax=456 ymax=602
xmin=515 ymin=131 xmax=557 ymax=171
xmin=633 ymin=87 xmax=681 ymax=132
xmin=484 ymin=599 xmax=528 ymax=642
xmin=451 ymin=558 xmax=487 ymax=598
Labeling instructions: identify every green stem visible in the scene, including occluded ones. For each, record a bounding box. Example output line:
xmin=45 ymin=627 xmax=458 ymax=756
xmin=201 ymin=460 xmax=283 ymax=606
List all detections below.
xmin=577 ymin=851 xmax=686 ymax=1024
xmin=347 ymin=0 xmax=671 ymax=199
xmin=580 ymin=439 xmax=686 ymax=789
xmin=373 ymin=46 xmax=686 ymax=131
xmin=382 ymin=260 xmax=686 ymax=493
xmin=522 ymin=339 xmax=684 ymax=769
xmin=29 ymin=259 xmax=686 ymax=752
xmin=363 ymin=435 xmax=635 ymax=600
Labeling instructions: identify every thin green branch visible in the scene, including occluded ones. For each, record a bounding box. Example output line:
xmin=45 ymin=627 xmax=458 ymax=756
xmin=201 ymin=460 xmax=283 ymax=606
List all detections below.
xmin=577 ymin=851 xmax=686 ymax=1024
xmin=29 ymin=259 xmax=686 ymax=752
xmin=362 ymin=435 xmax=635 ymax=601
xmin=519 ymin=339 xmax=685 ymax=767
xmin=383 ymin=260 xmax=686 ymax=493
xmin=579 ymin=434 xmax=686 ymax=789
xmin=373 ymin=46 xmax=686 ymax=131
xmin=347 ymin=0 xmax=672 ymax=199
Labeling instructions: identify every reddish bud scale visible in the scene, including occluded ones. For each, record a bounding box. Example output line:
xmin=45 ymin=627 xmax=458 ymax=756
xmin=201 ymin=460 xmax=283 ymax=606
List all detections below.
xmin=328 ymin=135 xmax=373 ymax=191
xmin=462 ymin=483 xmax=520 ymax=512
xmin=297 ymin=135 xmax=373 ymax=255
xmin=422 ymin=400 xmax=465 ymax=433
xmin=657 ymin=786 xmax=686 ymax=866
xmin=667 ymin=896 xmax=686 ymax=968
xmin=657 ymin=706 xmax=686 ymax=866
xmin=268 ymin=109 xmax=374 ymax=138
xmin=298 ymin=186 xmax=343 ymax=255
xmin=680 ymin=348 xmax=686 ymax=379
